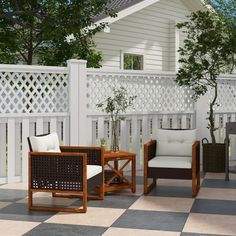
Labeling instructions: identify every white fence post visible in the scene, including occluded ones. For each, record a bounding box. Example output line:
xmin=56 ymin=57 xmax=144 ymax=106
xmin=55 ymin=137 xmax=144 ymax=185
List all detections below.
xmin=68 ymin=59 xmax=88 ymax=145
xmin=196 ymin=94 xmax=210 ymax=142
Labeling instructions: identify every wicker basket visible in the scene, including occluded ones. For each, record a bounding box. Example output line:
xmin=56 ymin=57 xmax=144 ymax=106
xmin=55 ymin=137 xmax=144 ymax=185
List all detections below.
xmin=202 ymin=138 xmax=226 ymax=172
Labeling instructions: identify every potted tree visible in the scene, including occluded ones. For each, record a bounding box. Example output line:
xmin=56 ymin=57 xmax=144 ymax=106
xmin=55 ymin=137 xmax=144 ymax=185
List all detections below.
xmin=96 ymin=86 xmax=136 ymax=152
xmin=175 ymin=10 xmax=235 ymax=172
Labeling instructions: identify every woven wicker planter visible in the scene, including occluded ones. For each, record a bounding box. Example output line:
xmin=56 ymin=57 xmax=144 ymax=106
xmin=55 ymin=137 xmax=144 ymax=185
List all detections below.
xmin=202 ymin=138 xmax=226 ymax=172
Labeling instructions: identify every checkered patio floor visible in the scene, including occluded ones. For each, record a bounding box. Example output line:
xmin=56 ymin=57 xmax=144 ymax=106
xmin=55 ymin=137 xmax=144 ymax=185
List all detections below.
xmin=0 ymin=172 xmax=236 ymax=236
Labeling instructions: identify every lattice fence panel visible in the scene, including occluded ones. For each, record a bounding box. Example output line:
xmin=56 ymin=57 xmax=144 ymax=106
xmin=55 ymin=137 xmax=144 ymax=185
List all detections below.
xmin=87 ymin=72 xmax=194 ymax=113
xmin=208 ymin=78 xmax=236 ymax=112
xmin=0 ymin=71 xmax=69 ymax=113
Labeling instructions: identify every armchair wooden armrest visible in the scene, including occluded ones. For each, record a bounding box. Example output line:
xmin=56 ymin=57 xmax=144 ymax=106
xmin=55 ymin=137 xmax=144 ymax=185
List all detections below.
xmin=144 ymin=140 xmax=156 ymax=162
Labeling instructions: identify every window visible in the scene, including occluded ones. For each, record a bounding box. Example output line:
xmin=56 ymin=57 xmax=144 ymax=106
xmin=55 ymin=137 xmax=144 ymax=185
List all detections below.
xmin=123 ymin=53 xmax=143 ymax=70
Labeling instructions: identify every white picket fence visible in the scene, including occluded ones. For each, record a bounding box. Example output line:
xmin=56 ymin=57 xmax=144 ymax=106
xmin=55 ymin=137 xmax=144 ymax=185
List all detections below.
xmin=0 ymin=113 xmax=69 ymax=184
xmin=0 ymin=60 xmax=236 ymax=183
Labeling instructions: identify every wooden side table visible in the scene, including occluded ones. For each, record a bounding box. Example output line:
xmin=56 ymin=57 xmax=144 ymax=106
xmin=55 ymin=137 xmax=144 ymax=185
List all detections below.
xmin=104 ymin=150 xmax=136 ymax=193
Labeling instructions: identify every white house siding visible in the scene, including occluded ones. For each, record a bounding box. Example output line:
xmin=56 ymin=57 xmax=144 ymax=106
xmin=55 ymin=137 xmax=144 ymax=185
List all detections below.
xmin=94 ymin=0 xmax=192 ymax=71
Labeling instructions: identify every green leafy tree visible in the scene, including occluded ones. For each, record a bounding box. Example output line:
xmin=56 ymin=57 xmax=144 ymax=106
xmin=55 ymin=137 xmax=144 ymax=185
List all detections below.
xmin=207 ymin=0 xmax=236 ymax=70
xmin=175 ymin=10 xmax=235 ymax=144
xmin=0 ymin=0 xmax=116 ymax=67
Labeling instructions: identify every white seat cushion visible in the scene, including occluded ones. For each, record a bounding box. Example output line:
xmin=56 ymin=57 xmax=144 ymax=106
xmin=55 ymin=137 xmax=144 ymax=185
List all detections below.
xmin=29 ymin=133 xmax=61 ymax=152
xmin=148 ymin=156 xmax=192 ymax=169
xmin=156 ymin=129 xmax=196 ymax=156
xmin=87 ymin=165 xmax=102 ymax=179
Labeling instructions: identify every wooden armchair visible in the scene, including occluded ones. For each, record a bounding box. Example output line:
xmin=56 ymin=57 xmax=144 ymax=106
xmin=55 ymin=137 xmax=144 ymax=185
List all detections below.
xmin=143 ymin=129 xmax=200 ymax=197
xmin=28 ymin=133 xmax=104 ymax=213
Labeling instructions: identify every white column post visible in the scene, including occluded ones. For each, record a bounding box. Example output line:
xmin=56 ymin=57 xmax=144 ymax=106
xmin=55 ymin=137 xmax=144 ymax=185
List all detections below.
xmin=67 ymin=59 xmax=88 ymax=145
xmin=196 ymin=94 xmax=210 ymax=142
xmin=175 ymin=24 xmax=180 ymax=72
xmin=196 ymin=94 xmax=210 ymax=163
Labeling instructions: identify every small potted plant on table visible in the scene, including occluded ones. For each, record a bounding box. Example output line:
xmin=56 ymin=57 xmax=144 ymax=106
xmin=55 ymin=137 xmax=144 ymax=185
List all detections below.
xmin=96 ymin=86 xmax=136 ymax=152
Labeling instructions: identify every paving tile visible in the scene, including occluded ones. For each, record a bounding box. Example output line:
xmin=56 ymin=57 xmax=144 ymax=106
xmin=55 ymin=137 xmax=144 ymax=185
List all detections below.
xmin=0 ymin=219 xmax=39 ymax=236
xmin=86 ymin=194 xmax=139 ymax=209
xmin=0 ymin=202 xmax=12 ymax=209
xmin=201 ymin=179 xmax=236 ymax=189
xmin=46 ymin=207 xmax=126 ymax=227
xmin=112 ymin=209 xmax=188 ymax=231
xmin=183 ymin=213 xmax=236 ymax=235
xmin=130 ymin=196 xmax=194 ymax=213
xmin=0 ymin=189 xmax=27 ymax=202
xmin=0 ymin=203 xmax=55 ymax=222
xmin=0 ymin=183 xmax=28 ymax=190
xmin=191 ymin=199 xmax=236 ymax=215
xmin=197 ymin=187 xmax=236 ymax=201
xmin=204 ymin=172 xmax=236 ymax=180
xmin=147 ymin=186 xmax=193 ymax=198
xmin=24 ymin=223 xmax=107 ymax=236
xmin=17 ymin=194 xmax=78 ymax=207
xmin=181 ymin=233 xmax=231 ymax=236
xmin=103 ymin=227 xmax=181 ymax=236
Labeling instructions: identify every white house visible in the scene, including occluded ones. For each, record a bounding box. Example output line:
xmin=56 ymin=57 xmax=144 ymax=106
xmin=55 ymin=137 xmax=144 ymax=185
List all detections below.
xmin=94 ymin=0 xmax=205 ymax=71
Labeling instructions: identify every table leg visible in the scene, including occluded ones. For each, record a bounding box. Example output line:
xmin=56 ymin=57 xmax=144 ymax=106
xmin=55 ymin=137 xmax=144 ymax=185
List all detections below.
xmin=132 ymin=156 xmax=136 ymax=193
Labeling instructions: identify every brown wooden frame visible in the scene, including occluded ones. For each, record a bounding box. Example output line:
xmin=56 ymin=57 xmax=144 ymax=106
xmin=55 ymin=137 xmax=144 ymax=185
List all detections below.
xmin=28 ymin=146 xmax=104 ymax=213
xmin=143 ymin=140 xmax=200 ymax=197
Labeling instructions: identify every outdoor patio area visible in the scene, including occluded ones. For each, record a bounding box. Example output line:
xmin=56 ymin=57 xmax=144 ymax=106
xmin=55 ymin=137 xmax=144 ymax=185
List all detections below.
xmin=0 ymin=171 xmax=236 ymax=236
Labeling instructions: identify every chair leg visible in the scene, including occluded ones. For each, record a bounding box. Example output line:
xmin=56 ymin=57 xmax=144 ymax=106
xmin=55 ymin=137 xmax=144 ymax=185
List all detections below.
xmin=28 ymin=189 xmax=33 ymax=209
xmin=144 ymin=177 xmax=156 ymax=194
xmin=192 ymin=173 xmax=200 ymax=197
xmin=29 ymin=190 xmax=87 ymax=213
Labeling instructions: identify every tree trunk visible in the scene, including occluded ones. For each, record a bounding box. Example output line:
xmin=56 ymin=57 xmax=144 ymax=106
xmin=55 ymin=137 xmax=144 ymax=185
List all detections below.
xmin=208 ymin=83 xmax=217 ymax=144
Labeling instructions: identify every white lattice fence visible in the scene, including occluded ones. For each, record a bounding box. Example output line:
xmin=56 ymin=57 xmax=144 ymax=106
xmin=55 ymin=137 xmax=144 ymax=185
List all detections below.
xmin=86 ymin=70 xmax=194 ymax=113
xmin=0 ymin=65 xmax=69 ymax=113
xmin=0 ymin=64 xmax=70 ymax=184
xmin=209 ymin=75 xmax=236 ymax=113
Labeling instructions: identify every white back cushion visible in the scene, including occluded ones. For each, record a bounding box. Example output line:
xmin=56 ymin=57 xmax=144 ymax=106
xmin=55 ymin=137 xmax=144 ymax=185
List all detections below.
xmin=156 ymin=129 xmax=196 ymax=156
xmin=29 ymin=132 xmax=61 ymax=152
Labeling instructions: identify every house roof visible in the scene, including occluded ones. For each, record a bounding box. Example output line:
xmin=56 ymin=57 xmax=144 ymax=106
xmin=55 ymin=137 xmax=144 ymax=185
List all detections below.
xmin=95 ymin=0 xmax=144 ymax=22
xmin=95 ymin=0 xmax=206 ymax=24
xmin=107 ymin=0 xmax=144 ymax=11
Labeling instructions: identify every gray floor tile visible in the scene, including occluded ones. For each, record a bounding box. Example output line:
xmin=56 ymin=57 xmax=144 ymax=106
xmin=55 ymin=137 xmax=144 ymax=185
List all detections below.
xmin=191 ymin=199 xmax=236 ymax=215
xmin=0 ymin=189 xmax=27 ymax=202
xmin=201 ymin=179 xmax=236 ymax=189
xmin=0 ymin=203 xmax=55 ymax=222
xmin=148 ymin=186 xmax=192 ymax=198
xmin=181 ymin=233 xmax=231 ymax=236
xmin=86 ymin=195 xmax=139 ymax=209
xmin=23 ymin=223 xmax=107 ymax=236
xmin=112 ymin=209 xmax=188 ymax=231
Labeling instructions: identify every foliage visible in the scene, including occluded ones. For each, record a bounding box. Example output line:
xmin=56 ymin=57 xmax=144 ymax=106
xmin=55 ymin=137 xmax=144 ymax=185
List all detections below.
xmin=207 ymin=0 xmax=236 ymax=27
xmin=100 ymin=138 xmax=107 ymax=148
xmin=0 ymin=0 xmax=116 ymax=66
xmin=206 ymin=0 xmax=236 ymax=70
xmin=96 ymin=86 xmax=136 ymax=122
xmin=96 ymin=86 xmax=136 ymax=151
xmin=175 ymin=10 xmax=235 ymax=144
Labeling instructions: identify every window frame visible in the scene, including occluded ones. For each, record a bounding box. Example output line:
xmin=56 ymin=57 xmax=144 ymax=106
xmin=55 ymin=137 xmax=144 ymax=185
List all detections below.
xmin=120 ymin=51 xmax=145 ymax=70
